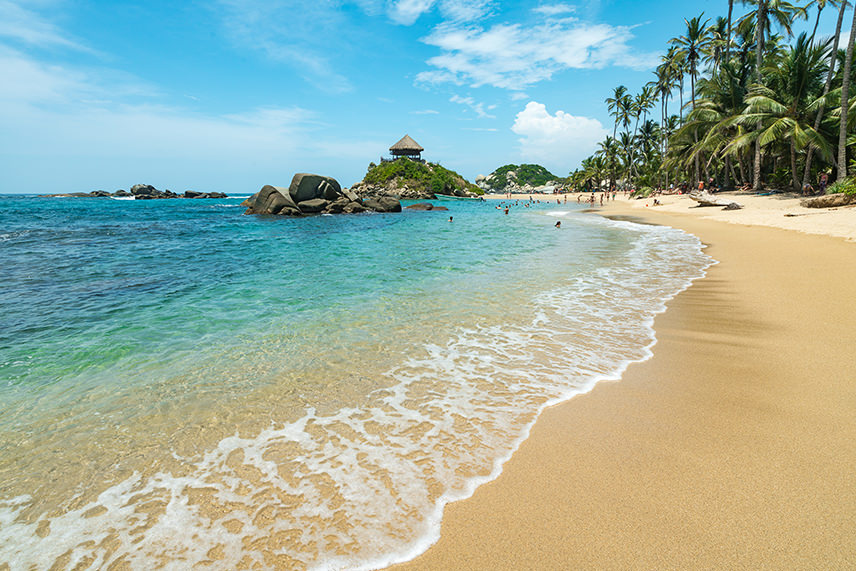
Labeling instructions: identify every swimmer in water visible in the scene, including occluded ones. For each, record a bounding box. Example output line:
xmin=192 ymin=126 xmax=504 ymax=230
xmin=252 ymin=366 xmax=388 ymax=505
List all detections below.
xmin=555 ymin=221 xmax=561 ymax=228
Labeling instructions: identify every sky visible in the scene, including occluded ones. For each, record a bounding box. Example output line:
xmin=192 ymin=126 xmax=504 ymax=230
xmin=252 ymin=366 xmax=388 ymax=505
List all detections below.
xmin=0 ymin=0 xmax=845 ymax=194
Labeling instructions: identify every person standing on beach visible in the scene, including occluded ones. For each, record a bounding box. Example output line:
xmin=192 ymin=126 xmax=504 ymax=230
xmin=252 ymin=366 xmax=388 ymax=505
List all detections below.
xmin=820 ymin=172 xmax=828 ymax=194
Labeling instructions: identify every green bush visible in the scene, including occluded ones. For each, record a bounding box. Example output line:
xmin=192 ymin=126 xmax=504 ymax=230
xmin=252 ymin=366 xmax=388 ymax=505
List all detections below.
xmin=630 ymin=186 xmax=655 ymax=198
xmin=490 ymin=164 xmax=557 ymax=188
xmin=826 ymin=177 xmax=856 ymax=196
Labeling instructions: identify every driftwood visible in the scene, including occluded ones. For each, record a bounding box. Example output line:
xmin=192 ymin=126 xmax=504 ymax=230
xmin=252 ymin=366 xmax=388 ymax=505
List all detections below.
xmin=689 ymin=191 xmax=742 ymax=210
xmin=800 ymin=193 xmax=855 ymax=209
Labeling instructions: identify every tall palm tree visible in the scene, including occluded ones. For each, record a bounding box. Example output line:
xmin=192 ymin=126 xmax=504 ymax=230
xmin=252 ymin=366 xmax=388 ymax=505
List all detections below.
xmin=673 ymin=13 xmax=710 ymax=182
xmin=806 ymin=0 xmax=841 ymax=42
xmin=726 ymin=0 xmax=736 ymax=61
xmin=706 ymin=17 xmax=730 ymax=71
xmin=837 ymin=4 xmax=856 ymax=180
xmin=803 ymin=0 xmax=850 ymax=185
xmin=606 ymin=86 xmax=629 ymax=140
xmin=739 ymin=0 xmax=807 ymax=188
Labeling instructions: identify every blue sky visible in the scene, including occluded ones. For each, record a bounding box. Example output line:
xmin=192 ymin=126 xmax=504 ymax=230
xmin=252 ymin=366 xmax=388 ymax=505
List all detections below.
xmin=0 ymin=0 xmax=842 ymax=194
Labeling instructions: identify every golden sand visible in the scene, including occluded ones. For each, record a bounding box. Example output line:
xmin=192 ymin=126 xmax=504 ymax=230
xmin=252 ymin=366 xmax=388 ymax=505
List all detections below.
xmin=394 ymin=194 xmax=856 ymax=569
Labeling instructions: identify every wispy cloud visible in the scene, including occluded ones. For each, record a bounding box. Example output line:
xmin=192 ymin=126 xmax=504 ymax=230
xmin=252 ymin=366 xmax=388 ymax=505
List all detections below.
xmin=511 ymin=101 xmax=607 ymax=172
xmin=214 ymin=0 xmax=355 ymax=93
xmin=417 ymin=16 xmax=658 ymax=90
xmin=450 ymin=94 xmax=495 ymax=119
xmin=411 ymin=109 xmax=440 ymax=114
xmin=0 ymin=0 xmax=92 ymax=52
xmin=387 ymin=0 xmax=493 ymax=25
xmin=533 ymin=4 xmax=575 ymax=16
xmin=463 ymin=127 xmax=497 ymax=131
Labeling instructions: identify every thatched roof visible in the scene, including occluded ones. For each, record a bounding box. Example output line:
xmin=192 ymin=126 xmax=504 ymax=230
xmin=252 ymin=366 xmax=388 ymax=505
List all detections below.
xmin=390 ymin=134 xmax=424 ymax=152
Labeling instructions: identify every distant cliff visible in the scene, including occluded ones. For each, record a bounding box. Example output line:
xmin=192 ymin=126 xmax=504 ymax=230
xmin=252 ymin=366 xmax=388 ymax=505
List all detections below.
xmin=476 ymin=164 xmax=560 ymax=192
xmin=351 ymin=158 xmax=482 ymax=200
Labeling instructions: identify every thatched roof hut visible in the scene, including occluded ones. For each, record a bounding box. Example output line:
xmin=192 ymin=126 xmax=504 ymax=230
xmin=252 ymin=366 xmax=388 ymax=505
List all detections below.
xmin=389 ymin=135 xmax=424 ymax=160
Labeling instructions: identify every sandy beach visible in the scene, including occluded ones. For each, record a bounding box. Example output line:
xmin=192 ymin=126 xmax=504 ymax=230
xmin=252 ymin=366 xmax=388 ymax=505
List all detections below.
xmin=394 ymin=193 xmax=856 ymax=569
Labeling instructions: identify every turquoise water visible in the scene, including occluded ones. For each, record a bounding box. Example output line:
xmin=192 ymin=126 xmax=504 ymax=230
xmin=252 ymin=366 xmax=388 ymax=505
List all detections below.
xmin=0 ymin=195 xmax=711 ymax=569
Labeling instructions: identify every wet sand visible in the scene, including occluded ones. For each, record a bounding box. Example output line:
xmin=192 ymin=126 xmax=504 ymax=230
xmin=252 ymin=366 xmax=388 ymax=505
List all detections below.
xmin=394 ymin=198 xmax=856 ymax=569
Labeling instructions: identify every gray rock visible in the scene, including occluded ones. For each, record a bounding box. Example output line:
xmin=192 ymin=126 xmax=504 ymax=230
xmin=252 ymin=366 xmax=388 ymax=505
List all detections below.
xmin=113 ymin=189 xmax=131 ymax=197
xmin=343 ymin=202 xmax=367 ymax=214
xmin=297 ymin=198 xmax=330 ymax=213
xmin=343 ymin=188 xmax=360 ymax=202
xmin=130 ymin=184 xmax=158 ymax=196
xmin=244 ymin=185 xmax=299 ymax=215
xmin=800 ymin=193 xmax=855 ymax=208
xmin=185 ymin=190 xmax=205 ymax=199
xmin=288 ymin=174 xmax=342 ymax=203
xmin=90 ymin=190 xmax=111 ymax=197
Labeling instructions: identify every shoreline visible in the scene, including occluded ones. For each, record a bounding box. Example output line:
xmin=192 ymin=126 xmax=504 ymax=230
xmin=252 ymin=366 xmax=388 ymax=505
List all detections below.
xmin=393 ymin=196 xmax=856 ymax=568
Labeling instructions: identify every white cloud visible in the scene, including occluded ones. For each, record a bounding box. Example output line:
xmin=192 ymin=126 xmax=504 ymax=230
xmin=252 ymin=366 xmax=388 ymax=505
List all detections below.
xmin=387 ymin=0 xmax=492 ymax=25
xmin=450 ymin=94 xmax=495 ymax=119
xmin=511 ymin=101 xmax=607 ymax=172
xmin=419 ymin=18 xmax=659 ymax=89
xmin=411 ymin=109 xmax=440 ymax=114
xmin=533 ymin=3 xmax=575 ymax=16
xmin=510 ymin=91 xmax=529 ymax=101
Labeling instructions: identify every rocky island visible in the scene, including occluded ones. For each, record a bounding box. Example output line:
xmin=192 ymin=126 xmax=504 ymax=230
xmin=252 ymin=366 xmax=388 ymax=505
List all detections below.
xmin=351 ymin=158 xmax=481 ymax=200
xmin=476 ymin=164 xmax=561 ymax=193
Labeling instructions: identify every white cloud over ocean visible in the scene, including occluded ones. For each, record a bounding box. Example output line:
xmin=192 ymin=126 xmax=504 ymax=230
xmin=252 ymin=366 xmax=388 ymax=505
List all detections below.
xmin=511 ymin=101 xmax=607 ymax=173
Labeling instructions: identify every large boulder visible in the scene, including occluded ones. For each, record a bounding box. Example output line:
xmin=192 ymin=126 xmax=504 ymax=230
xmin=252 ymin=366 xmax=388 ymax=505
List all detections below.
xmin=130 ymin=184 xmax=158 ymax=196
xmin=297 ymin=198 xmax=329 ymax=213
xmin=363 ymin=196 xmax=402 ymax=213
xmin=405 ymin=202 xmax=449 ymax=211
xmin=288 ymin=174 xmax=342 ymax=203
xmin=800 ymin=193 xmax=855 ymax=208
xmin=244 ymin=185 xmax=300 ymax=215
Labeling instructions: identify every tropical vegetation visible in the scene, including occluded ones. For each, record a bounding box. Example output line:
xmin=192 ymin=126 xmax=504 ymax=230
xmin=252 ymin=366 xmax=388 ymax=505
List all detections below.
xmin=364 ymin=158 xmax=483 ymax=195
xmin=569 ymin=0 xmax=856 ymax=194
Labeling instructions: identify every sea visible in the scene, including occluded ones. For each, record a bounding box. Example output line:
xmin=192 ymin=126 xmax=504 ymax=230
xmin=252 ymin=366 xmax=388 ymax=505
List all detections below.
xmin=0 ymin=194 xmax=712 ymax=570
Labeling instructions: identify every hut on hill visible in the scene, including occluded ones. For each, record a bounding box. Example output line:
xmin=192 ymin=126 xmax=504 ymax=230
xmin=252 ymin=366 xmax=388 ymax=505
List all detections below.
xmin=387 ymin=135 xmax=424 ymax=162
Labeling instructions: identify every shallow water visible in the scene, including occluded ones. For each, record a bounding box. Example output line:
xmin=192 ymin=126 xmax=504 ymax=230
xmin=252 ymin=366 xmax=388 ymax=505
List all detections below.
xmin=0 ymin=195 xmax=711 ymax=569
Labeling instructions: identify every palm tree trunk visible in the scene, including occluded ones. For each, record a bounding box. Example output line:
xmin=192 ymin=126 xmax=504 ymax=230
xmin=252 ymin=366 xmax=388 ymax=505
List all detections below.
xmin=803 ymin=0 xmax=847 ymax=187
xmin=726 ymin=0 xmax=734 ymax=62
xmin=753 ymin=1 xmax=767 ymax=191
xmin=837 ymin=5 xmax=856 ymax=182
xmin=791 ymin=139 xmax=800 ymax=191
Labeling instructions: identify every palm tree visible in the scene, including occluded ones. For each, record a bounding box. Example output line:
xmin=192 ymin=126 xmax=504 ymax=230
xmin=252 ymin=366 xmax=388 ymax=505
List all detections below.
xmin=597 ymin=137 xmax=619 ymax=189
xmin=837 ymin=4 xmax=856 ymax=180
xmin=806 ymin=0 xmax=841 ymax=42
xmin=803 ymin=0 xmax=850 ymax=186
xmin=728 ymin=34 xmax=832 ymax=190
xmin=740 ymin=0 xmax=807 ymax=189
xmin=673 ymin=13 xmax=710 ymax=182
xmin=726 ymin=0 xmax=736 ymax=61
xmin=606 ymin=86 xmax=629 ymax=140
xmin=706 ymin=17 xmax=730 ymax=71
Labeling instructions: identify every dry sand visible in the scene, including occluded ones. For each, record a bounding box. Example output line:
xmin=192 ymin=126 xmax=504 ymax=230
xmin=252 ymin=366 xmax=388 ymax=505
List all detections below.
xmin=394 ymin=194 xmax=856 ymax=569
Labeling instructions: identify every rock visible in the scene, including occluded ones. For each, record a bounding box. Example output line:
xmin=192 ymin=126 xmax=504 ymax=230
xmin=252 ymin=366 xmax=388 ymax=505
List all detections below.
xmin=689 ymin=191 xmax=742 ymax=209
xmin=113 ymin=189 xmax=131 ymax=197
xmin=325 ymin=198 xmax=351 ymax=214
xmin=130 ymin=184 xmax=158 ymax=196
xmin=244 ymin=185 xmax=300 ymax=215
xmin=288 ymin=174 xmax=342 ymax=203
xmin=297 ymin=198 xmax=329 ymax=213
xmin=405 ymin=202 xmax=448 ymax=211
xmin=342 ymin=188 xmax=360 ymax=203
xmin=90 ymin=190 xmax=111 ymax=197
xmin=343 ymin=202 xmax=367 ymax=214
xmin=185 ymin=190 xmax=205 ymax=199
xmin=800 ymin=193 xmax=855 ymax=208
xmin=363 ymin=196 xmax=402 ymax=213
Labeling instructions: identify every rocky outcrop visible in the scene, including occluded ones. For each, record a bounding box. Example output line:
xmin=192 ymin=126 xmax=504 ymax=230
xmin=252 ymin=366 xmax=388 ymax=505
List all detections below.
xmin=350 ymin=180 xmax=437 ymax=200
xmin=800 ymin=193 xmax=856 ymax=208
xmin=242 ymin=174 xmax=402 ymax=217
xmin=689 ymin=191 xmax=742 ymax=209
xmin=41 ymin=185 xmax=228 ymax=199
